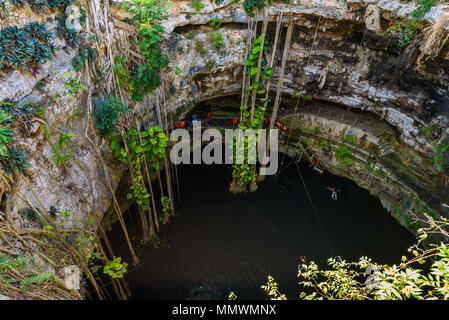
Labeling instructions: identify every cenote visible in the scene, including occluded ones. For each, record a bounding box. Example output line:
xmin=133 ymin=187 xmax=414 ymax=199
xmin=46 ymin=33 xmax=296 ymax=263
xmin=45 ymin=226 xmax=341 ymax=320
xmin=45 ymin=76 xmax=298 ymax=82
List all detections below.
xmin=106 ymin=155 xmax=415 ymax=300
xmin=4 ymin=0 xmax=449 ymax=303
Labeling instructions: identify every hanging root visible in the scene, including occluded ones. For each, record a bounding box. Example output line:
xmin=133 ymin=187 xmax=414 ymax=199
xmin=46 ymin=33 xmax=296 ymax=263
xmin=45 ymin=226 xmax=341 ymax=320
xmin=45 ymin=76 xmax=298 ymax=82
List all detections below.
xmin=0 ymin=223 xmax=87 ymax=300
xmin=0 ymin=165 xmax=14 ymax=201
xmin=229 ymin=179 xmax=247 ymax=194
xmin=249 ymin=181 xmax=258 ymax=193
xmin=416 ymin=13 xmax=449 ymax=67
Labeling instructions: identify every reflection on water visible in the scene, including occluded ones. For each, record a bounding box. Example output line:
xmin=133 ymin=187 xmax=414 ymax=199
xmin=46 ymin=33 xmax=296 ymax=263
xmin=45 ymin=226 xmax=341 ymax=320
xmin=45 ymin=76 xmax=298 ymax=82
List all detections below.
xmin=107 ymin=159 xmax=415 ymax=300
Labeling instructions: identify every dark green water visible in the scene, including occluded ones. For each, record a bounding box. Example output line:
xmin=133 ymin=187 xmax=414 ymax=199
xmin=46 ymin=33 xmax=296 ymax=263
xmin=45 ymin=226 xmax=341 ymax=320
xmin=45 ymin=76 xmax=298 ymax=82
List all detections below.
xmin=108 ymin=159 xmax=415 ymax=300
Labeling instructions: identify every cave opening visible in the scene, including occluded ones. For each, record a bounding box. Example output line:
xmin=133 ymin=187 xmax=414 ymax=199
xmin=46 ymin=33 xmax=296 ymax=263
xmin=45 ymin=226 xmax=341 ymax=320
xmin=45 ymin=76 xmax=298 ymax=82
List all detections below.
xmin=105 ymin=149 xmax=415 ymax=300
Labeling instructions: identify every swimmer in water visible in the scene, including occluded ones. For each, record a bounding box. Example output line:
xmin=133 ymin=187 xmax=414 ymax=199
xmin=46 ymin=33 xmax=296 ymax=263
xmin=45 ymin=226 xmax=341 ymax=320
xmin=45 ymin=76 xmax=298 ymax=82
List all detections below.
xmin=326 ymin=187 xmax=341 ymax=201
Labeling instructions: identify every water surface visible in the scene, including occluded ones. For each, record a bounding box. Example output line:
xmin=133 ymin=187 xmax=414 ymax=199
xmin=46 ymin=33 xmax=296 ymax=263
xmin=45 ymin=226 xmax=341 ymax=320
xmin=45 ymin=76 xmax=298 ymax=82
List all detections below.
xmin=108 ymin=159 xmax=415 ymax=300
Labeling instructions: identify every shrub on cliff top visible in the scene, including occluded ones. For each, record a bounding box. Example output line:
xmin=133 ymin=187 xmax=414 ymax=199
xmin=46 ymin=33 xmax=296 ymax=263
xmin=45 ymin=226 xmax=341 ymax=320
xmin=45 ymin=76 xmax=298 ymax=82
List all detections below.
xmin=126 ymin=0 xmax=170 ymax=101
xmin=243 ymin=0 xmax=266 ymax=17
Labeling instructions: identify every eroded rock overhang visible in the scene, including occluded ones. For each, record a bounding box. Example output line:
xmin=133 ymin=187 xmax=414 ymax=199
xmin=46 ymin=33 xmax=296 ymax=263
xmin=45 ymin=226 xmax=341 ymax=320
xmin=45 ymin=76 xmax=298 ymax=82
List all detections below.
xmin=145 ymin=0 xmax=449 ymax=229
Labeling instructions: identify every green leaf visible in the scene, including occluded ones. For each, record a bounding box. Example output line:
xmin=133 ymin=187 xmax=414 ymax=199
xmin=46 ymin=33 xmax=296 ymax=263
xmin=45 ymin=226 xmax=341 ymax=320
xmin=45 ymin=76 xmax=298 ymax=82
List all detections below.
xmin=250 ymin=67 xmax=258 ymax=76
xmin=111 ymin=139 xmax=119 ymax=150
xmin=264 ymin=67 xmax=274 ymax=75
xmin=251 ymin=45 xmax=261 ymax=55
xmin=135 ymin=146 xmax=144 ymax=153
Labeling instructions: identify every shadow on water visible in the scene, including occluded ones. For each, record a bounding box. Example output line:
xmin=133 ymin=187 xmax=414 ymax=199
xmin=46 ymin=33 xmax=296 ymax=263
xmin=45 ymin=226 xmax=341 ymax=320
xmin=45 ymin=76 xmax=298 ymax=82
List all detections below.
xmin=107 ymin=158 xmax=415 ymax=300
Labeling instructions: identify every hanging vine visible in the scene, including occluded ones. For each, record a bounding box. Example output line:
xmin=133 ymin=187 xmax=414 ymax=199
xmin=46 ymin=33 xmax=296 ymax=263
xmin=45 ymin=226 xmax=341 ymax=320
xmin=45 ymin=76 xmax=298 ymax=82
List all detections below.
xmin=110 ymin=126 xmax=168 ymax=218
xmin=230 ymin=26 xmax=273 ymax=193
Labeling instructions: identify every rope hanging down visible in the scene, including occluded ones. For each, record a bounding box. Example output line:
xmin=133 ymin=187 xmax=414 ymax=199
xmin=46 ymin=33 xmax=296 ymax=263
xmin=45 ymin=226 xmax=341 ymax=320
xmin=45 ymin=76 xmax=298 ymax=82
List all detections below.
xmin=279 ymin=16 xmax=322 ymax=172
xmin=293 ymin=153 xmax=336 ymax=257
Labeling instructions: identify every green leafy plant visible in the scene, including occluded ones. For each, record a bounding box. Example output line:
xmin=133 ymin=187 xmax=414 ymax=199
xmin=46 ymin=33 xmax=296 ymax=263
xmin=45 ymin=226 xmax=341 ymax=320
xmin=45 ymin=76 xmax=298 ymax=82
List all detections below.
xmin=335 ymin=145 xmax=353 ymax=166
xmin=209 ymin=17 xmax=222 ymax=30
xmin=111 ymin=126 xmax=169 ymax=211
xmin=21 ymin=273 xmax=53 ymax=291
xmin=112 ymin=56 xmax=132 ymax=90
xmin=0 ymin=22 xmax=55 ymax=72
xmin=48 ymin=205 xmax=60 ymax=218
xmin=186 ymin=30 xmax=196 ymax=40
xmin=208 ymin=32 xmax=224 ymax=49
xmin=420 ymin=125 xmax=437 ymax=140
xmin=0 ymin=110 xmax=13 ymax=157
xmin=0 ymin=99 xmax=45 ymax=134
xmin=0 ymin=254 xmax=54 ymax=292
xmin=261 ymin=275 xmax=287 ymax=300
xmin=243 ymin=0 xmax=266 ymax=17
xmin=62 ymin=72 xmax=86 ymax=102
xmin=431 ymin=140 xmax=448 ymax=172
xmin=103 ymin=257 xmax=128 ymax=279
xmin=72 ymin=46 xmax=96 ymax=71
xmin=0 ymin=101 xmax=36 ymax=172
xmin=387 ymin=0 xmax=442 ymax=46
xmin=344 ymin=134 xmax=357 ymax=146
xmin=0 ymin=147 xmax=29 ymax=175
xmin=19 ymin=207 xmax=39 ymax=222
xmin=319 ymin=140 xmax=328 ymax=148
xmin=191 ymin=1 xmax=204 ymax=14
xmin=52 ymin=93 xmax=62 ymax=102
xmin=52 ymin=132 xmax=76 ymax=166
xmin=161 ymin=195 xmax=170 ymax=224
xmin=126 ymin=0 xmax=170 ymax=101
xmin=230 ymin=33 xmax=272 ymax=191
xmin=206 ymin=60 xmax=214 ymax=72
xmin=290 ymin=214 xmax=449 ymax=300
xmin=387 ymin=19 xmax=423 ymax=47
xmin=94 ymin=95 xmax=130 ymax=137
xmin=174 ymin=66 xmax=182 ymax=75
xmin=195 ymin=40 xmax=207 ymax=56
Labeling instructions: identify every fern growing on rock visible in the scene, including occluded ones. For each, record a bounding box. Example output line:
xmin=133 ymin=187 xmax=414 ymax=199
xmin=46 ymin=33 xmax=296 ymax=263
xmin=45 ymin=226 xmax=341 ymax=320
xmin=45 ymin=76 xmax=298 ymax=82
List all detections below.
xmin=0 ymin=22 xmax=55 ymax=72
xmin=94 ymin=95 xmax=130 ymax=137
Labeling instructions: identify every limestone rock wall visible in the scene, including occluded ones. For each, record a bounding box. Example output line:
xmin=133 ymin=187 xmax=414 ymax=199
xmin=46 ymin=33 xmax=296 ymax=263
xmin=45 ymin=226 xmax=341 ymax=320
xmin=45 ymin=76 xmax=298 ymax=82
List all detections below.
xmin=0 ymin=0 xmax=449 ymax=299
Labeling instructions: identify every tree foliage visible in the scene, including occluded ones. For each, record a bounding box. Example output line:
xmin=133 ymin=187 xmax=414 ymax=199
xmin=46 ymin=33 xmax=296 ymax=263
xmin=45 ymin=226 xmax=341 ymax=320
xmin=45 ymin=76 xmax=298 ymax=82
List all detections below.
xmin=126 ymin=0 xmax=170 ymax=101
xmin=94 ymin=95 xmax=130 ymax=137
xmin=262 ymin=214 xmax=449 ymax=300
